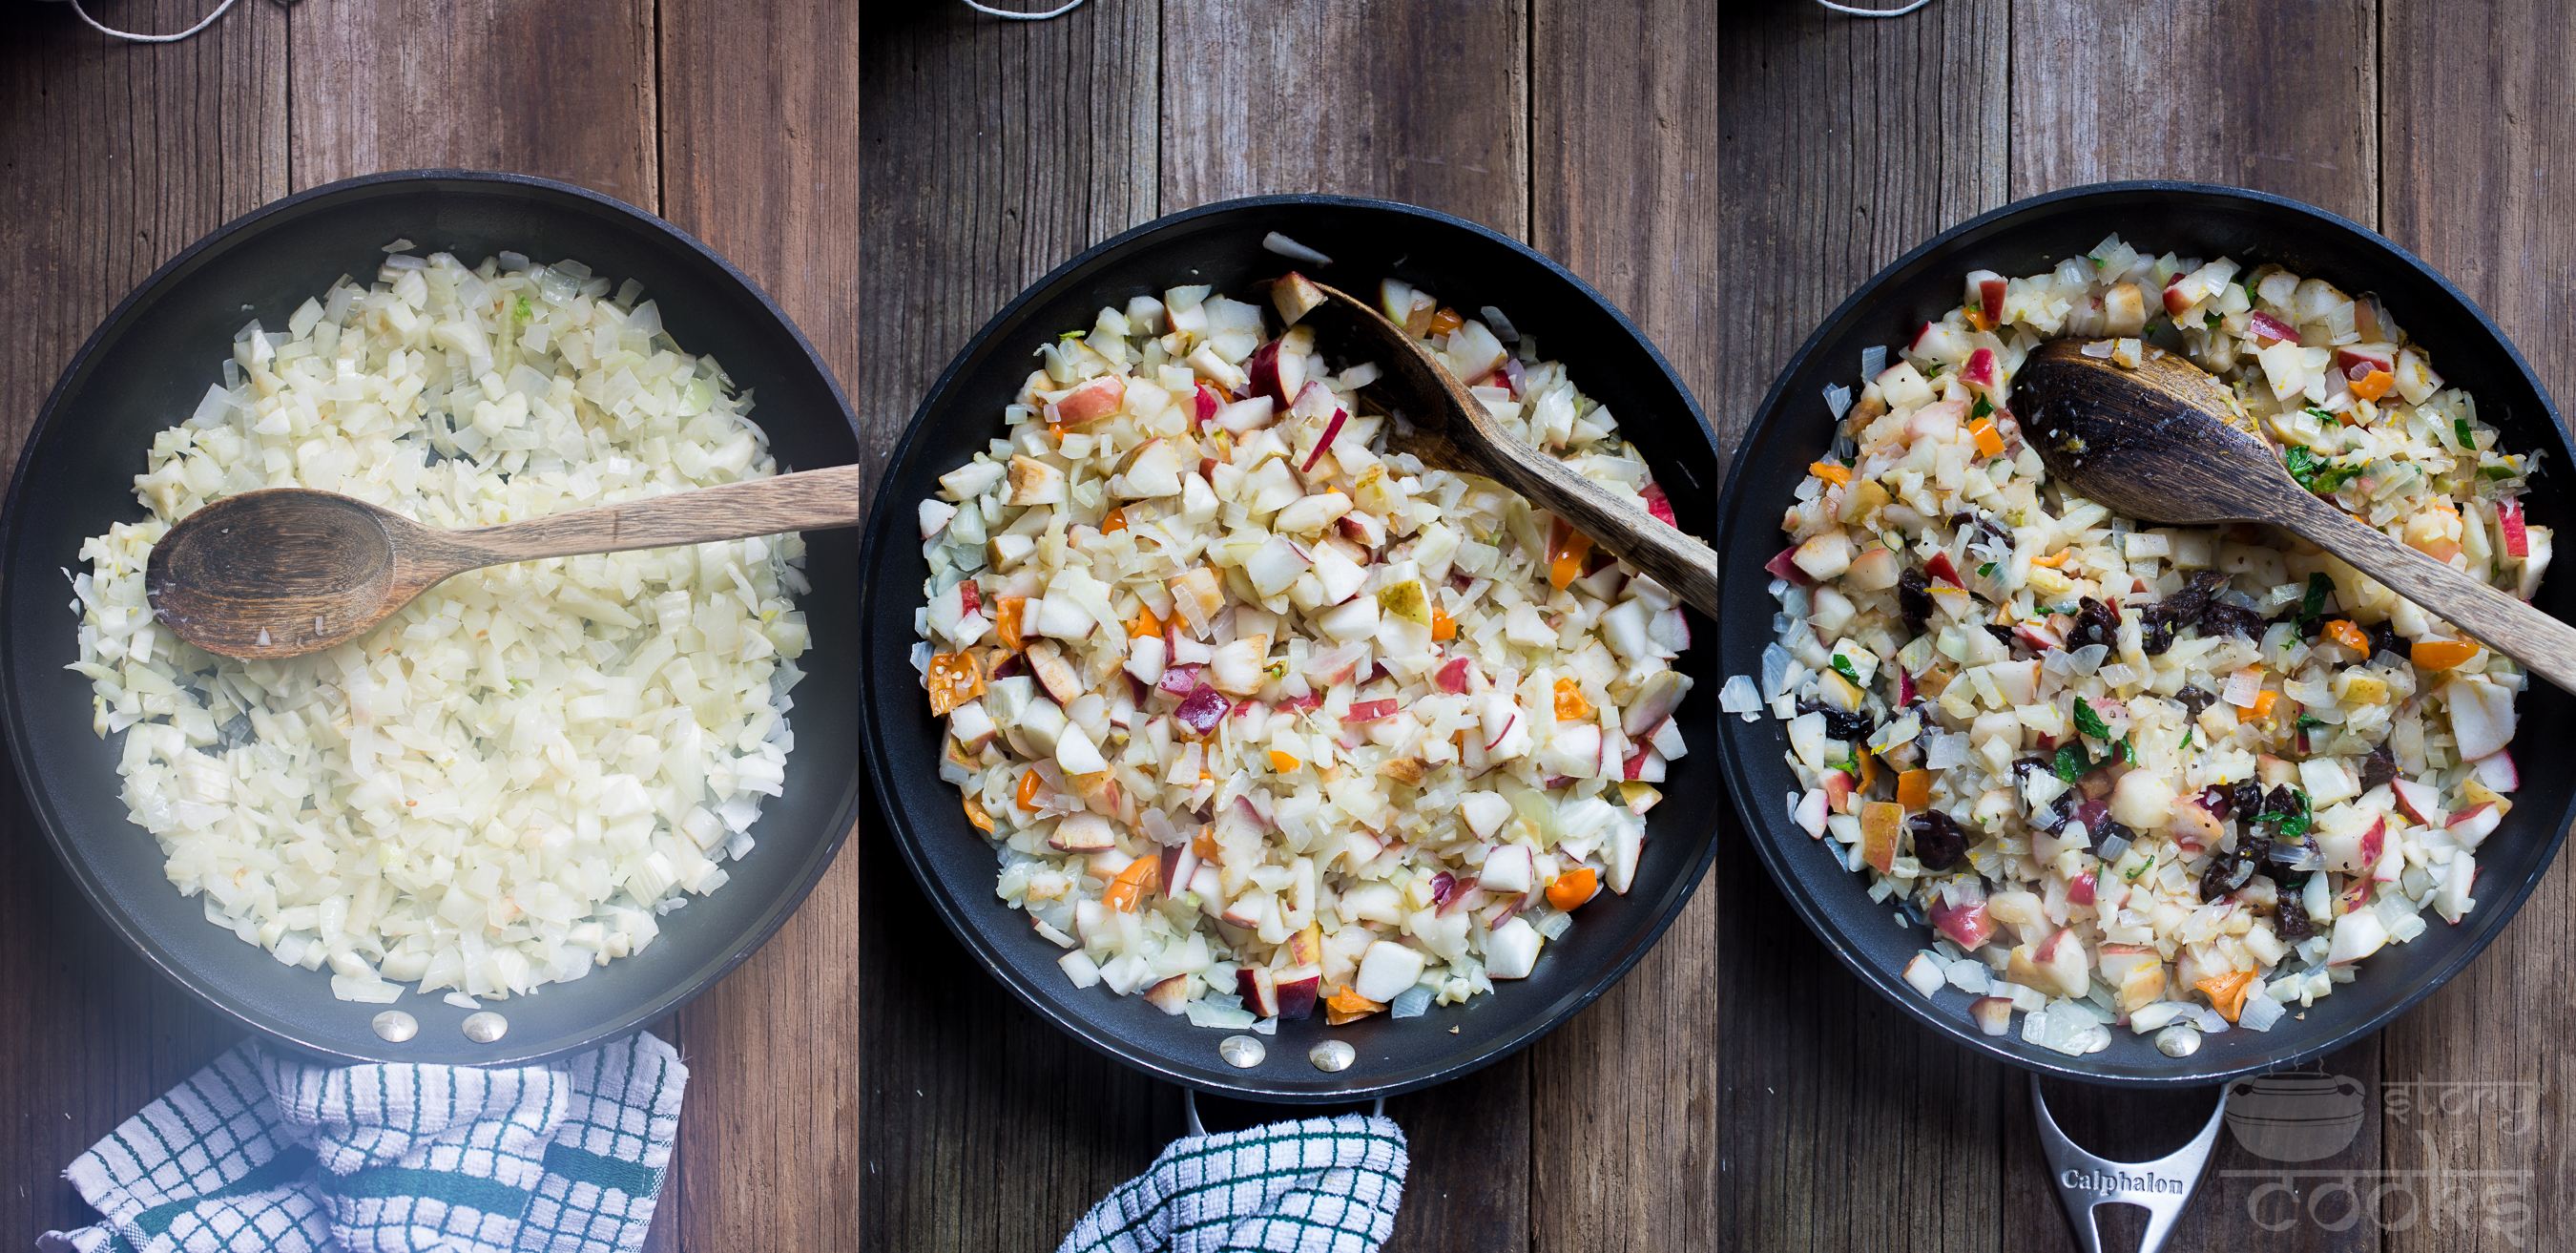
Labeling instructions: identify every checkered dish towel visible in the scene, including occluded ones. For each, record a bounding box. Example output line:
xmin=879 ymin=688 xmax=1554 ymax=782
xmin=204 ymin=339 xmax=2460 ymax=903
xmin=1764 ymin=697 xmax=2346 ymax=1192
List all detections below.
xmin=1057 ymin=1114 xmax=1408 ymax=1253
xmin=38 ymin=1033 xmax=685 ymax=1253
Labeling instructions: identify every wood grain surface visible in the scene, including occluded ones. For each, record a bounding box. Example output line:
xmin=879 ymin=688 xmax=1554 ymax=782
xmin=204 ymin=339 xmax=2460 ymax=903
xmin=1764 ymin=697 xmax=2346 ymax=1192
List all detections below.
xmin=3 ymin=2 xmax=2570 ymax=1250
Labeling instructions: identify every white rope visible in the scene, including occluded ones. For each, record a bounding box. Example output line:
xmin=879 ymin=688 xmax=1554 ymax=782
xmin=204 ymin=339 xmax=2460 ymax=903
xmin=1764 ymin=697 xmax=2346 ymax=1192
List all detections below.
xmin=960 ymin=0 xmax=1089 ymax=18
xmin=48 ymin=0 xmax=240 ymax=42
xmin=1814 ymin=0 xmax=1933 ymax=15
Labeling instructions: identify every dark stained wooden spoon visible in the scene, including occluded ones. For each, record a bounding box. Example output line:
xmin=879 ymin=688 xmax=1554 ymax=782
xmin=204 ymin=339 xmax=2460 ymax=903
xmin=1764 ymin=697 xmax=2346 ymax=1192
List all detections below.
xmin=146 ymin=464 xmax=860 ymax=659
xmin=1272 ymin=273 xmax=1723 ymax=617
xmin=2012 ymin=337 xmax=2576 ymax=694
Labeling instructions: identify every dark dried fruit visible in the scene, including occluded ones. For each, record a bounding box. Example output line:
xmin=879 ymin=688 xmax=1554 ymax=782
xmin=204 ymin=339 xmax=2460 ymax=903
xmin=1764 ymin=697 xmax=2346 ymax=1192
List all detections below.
xmin=2277 ymin=901 xmax=2314 ymax=942
xmin=2068 ymin=596 xmax=2124 ymax=650
xmin=1908 ymin=809 xmax=1969 ymax=871
xmin=2139 ymin=572 xmax=2230 ymax=655
xmin=2360 ymin=743 xmax=2399 ymax=794
xmin=2366 ymin=620 xmax=2404 ymax=661
xmin=1983 ymin=623 xmax=2019 ymax=649
xmin=2174 ymin=685 xmax=2215 ymax=718
xmin=2089 ymin=817 xmax=2136 ymax=852
xmin=1795 ymin=700 xmax=1874 ymax=744
xmin=1899 ymin=568 xmax=1932 ymax=637
xmin=2196 ymin=600 xmax=2264 ymax=640
xmin=2227 ymin=778 xmax=2267 ymax=823
xmin=2201 ymin=835 xmax=2269 ymax=902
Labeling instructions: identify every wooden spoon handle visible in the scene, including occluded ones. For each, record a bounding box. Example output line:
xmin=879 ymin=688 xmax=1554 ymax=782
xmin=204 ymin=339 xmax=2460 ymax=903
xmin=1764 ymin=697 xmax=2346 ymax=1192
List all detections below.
xmin=2277 ymin=490 xmax=2576 ymax=694
xmin=448 ymin=464 xmax=862 ymax=564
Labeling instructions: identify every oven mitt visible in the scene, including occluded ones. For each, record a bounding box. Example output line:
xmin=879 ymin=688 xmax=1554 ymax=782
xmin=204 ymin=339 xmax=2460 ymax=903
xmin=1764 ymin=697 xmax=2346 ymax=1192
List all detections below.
xmin=36 ymin=1032 xmax=684 ymax=1253
xmin=1057 ymin=1114 xmax=1408 ymax=1253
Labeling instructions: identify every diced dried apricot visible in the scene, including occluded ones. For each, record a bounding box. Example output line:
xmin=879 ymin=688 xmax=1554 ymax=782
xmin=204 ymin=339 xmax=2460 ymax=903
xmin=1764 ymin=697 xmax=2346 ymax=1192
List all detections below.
xmin=2196 ymin=968 xmax=2254 ymax=1022
xmin=1853 ymin=746 xmax=1878 ymax=792
xmin=1192 ymin=829 xmax=1221 ymax=862
xmin=1860 ymin=800 xmax=1904 ymax=873
xmin=2349 ymin=369 xmax=2394 ymax=402
xmin=1128 ymin=605 xmax=1163 ymax=639
xmin=1809 ymin=460 xmax=1854 ymax=488
xmin=2325 ymin=618 xmax=2369 ymax=655
xmin=1548 ymin=530 xmax=1594 ymax=591
xmin=926 ymin=651 xmax=983 ymax=716
xmin=1101 ymin=509 xmax=1130 ymax=534
xmin=1553 ymin=678 xmax=1592 ymax=721
xmin=1431 ymin=606 xmax=1456 ymax=640
xmin=1426 ymin=306 xmax=1465 ymax=337
xmin=1104 ymin=856 xmax=1159 ymax=912
xmin=2412 ymin=638 xmax=2479 ymax=671
xmin=2249 ymin=690 xmax=2280 ymax=720
xmin=963 ymin=795 xmax=994 ymax=833
xmin=1897 ymin=769 xmax=1930 ymax=810
xmin=1269 ymin=749 xmax=1302 ymax=773
xmin=1016 ymin=769 xmax=1042 ymax=812
xmin=995 ymin=596 xmax=1028 ymax=651
xmin=2029 ymin=550 xmax=2073 ymax=569
xmin=1970 ymin=419 xmax=2005 ymax=457
xmin=1325 ymin=986 xmax=1384 ymax=1025
xmin=1547 ymin=866 xmax=1599 ymax=911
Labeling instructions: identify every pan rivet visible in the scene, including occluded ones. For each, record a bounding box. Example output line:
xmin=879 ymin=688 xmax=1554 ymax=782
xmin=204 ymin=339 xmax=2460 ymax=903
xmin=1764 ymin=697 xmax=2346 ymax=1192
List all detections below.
xmin=462 ymin=1012 xmax=509 ymax=1044
xmin=371 ymin=1011 xmax=418 ymax=1043
xmin=1308 ymin=1039 xmax=1356 ymax=1073
xmin=2154 ymin=1024 xmax=2201 ymax=1058
xmin=1218 ymin=1034 xmax=1266 ymax=1069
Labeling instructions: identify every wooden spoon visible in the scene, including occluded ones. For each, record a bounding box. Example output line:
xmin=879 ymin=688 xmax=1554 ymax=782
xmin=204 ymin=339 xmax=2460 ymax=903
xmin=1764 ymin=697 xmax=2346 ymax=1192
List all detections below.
xmin=2012 ymin=338 xmax=2576 ymax=693
xmin=146 ymin=464 xmax=860 ymax=659
xmin=1279 ymin=274 xmax=1722 ymax=617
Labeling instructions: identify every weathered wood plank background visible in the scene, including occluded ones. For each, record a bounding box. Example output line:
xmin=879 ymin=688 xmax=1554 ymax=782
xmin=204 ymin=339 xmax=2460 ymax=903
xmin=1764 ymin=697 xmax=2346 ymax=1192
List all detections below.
xmin=2 ymin=1 xmax=2567 ymax=1248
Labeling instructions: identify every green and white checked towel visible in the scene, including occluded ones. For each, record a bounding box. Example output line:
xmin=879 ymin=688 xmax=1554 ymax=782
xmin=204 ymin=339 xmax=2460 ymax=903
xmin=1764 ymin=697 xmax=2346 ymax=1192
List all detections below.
xmin=38 ymin=1032 xmax=685 ymax=1253
xmin=1057 ymin=1114 xmax=1408 ymax=1253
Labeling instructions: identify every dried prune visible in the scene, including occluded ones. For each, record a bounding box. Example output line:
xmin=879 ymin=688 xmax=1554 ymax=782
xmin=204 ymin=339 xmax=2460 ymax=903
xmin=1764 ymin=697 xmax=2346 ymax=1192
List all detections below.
xmin=1909 ymin=809 xmax=1969 ymax=871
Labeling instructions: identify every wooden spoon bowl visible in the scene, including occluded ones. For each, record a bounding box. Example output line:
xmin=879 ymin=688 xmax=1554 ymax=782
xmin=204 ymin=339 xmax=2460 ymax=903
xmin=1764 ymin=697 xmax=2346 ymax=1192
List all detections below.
xmin=147 ymin=464 xmax=861 ymax=658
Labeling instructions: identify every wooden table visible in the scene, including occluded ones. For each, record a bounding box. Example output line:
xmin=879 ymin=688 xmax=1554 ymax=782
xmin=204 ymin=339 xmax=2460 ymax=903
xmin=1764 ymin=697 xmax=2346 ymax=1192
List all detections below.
xmin=5 ymin=1 xmax=2569 ymax=1248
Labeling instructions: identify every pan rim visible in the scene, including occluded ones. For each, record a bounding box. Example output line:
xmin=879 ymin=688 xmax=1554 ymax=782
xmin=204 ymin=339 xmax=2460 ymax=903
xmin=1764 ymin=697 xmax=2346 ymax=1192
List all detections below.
xmin=857 ymin=192 xmax=1726 ymax=1100
xmin=0 ymin=168 xmax=866 ymax=1066
xmin=1712 ymin=178 xmax=2574 ymax=1088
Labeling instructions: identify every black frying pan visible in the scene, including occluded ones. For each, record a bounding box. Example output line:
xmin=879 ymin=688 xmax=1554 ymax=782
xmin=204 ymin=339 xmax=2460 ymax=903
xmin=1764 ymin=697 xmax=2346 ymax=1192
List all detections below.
xmin=0 ymin=171 xmax=863 ymax=1067
xmin=1715 ymin=182 xmax=2576 ymax=1085
xmin=859 ymin=196 xmax=1725 ymax=1101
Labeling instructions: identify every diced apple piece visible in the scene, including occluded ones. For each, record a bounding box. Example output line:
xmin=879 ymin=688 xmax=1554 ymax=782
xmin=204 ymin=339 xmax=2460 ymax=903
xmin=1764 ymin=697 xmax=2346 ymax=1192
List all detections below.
xmin=2448 ymin=803 xmax=2502 ymax=846
xmin=1903 ymin=952 xmax=1946 ymax=996
xmin=1275 ymin=966 xmax=1322 ymax=1019
xmin=919 ymin=498 xmax=959 ymax=539
xmin=1006 ymin=454 xmax=1067 ymax=506
xmin=2103 ymin=283 xmax=2147 ymax=335
xmin=1049 ymin=812 xmax=1116 ymax=852
xmin=1119 ymin=439 xmax=1184 ymax=498
xmin=1481 ymin=842 xmax=1533 ymax=895
xmin=2393 ymin=777 xmax=2443 ymax=827
xmin=2318 ymin=814 xmax=2385 ymax=874
xmin=2327 ymin=910 xmax=2388 ymax=965
xmin=1054 ymin=724 xmax=1108 ymax=776
xmin=1485 ymin=916 xmax=1543 ymax=979
xmin=1793 ymin=531 xmax=1854 ymax=580
xmin=1354 ymin=940 xmax=1427 ymax=1003
xmin=1960 ymin=347 xmax=2000 ymax=394
xmin=2446 ymin=679 xmax=2517 ymax=762
xmin=1244 ymin=534 xmax=1314 ymax=597
xmin=1143 ymin=974 xmax=1193 ymax=1014
xmin=1461 ymin=793 xmax=1513 ymax=842
xmin=1237 ymin=965 xmax=1281 ymax=1017
xmin=1969 ymin=996 xmax=2015 ymax=1036
xmin=1929 ymin=898 xmax=1994 ymax=950
xmin=1026 ymin=639 xmax=1082 ymax=703
xmin=1843 ymin=546 xmax=1901 ymax=592
xmin=1271 ymin=271 xmax=1327 ymax=324
xmin=1860 ymin=802 xmax=1904 ymax=874
xmin=2006 ymin=928 xmax=2091 ymax=998
xmin=1377 ymin=577 xmax=1433 ymax=626
xmin=1051 ymin=374 xmax=1125 ymax=424
xmin=1209 ymin=637 xmax=1271 ymax=697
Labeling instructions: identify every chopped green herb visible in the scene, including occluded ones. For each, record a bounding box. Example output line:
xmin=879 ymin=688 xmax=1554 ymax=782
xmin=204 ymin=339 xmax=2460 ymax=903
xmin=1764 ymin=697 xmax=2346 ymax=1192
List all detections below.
xmin=1978 ymin=561 xmax=1999 ymax=578
xmin=2206 ymin=312 xmax=2222 ymax=329
xmin=1971 ymin=395 xmax=1995 ymax=421
xmin=2052 ymin=742 xmax=2092 ymax=783
xmin=1060 ymin=329 xmax=1088 ymax=342
xmin=2483 ymin=465 xmax=2517 ymax=480
xmin=2269 ymin=788 xmax=2314 ymax=842
xmin=2284 ymin=446 xmax=2364 ymax=494
xmin=2455 ymin=417 xmax=2477 ymax=449
xmin=2072 ymin=697 xmax=2111 ymax=741
xmin=2119 ymin=734 xmax=2138 ymax=765
xmin=2091 ymin=256 xmax=2106 ymax=270
xmin=2179 ymin=728 xmax=2195 ymax=752
xmin=515 ymin=295 xmax=532 ymax=320
xmin=1831 ymin=655 xmax=1862 ymax=687
xmin=2304 ymin=407 xmax=2336 ymax=423
xmin=2299 ymin=573 xmax=2333 ymax=624
xmin=2124 ymin=856 xmax=2152 ymax=883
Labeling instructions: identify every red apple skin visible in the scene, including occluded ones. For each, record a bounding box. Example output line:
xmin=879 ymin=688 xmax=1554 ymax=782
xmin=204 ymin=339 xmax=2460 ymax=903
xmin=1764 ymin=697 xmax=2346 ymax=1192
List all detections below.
xmin=1275 ymin=970 xmax=1322 ymax=1020
xmin=1929 ymin=898 xmax=1996 ymax=950
xmin=1285 ymin=923 xmax=1324 ymax=968
xmin=2163 ymin=282 xmax=2194 ymax=318
xmin=1145 ymin=974 xmax=1193 ymax=1015
xmin=1981 ymin=278 xmax=2007 ymax=324
xmin=1924 ymin=552 xmax=1962 ymax=587
xmin=2358 ymin=816 xmax=2386 ymax=868
xmin=2336 ymin=346 xmax=2395 ymax=376
xmin=1054 ymin=374 xmax=1126 ymax=424
xmin=1236 ymin=966 xmax=1281 ymax=1017
xmin=2067 ymin=870 xmax=2098 ymax=908
xmin=1244 ymin=338 xmax=1285 ymax=404
xmin=1963 ymin=347 xmax=2000 ymax=392
xmin=2248 ymin=311 xmax=2298 ymax=344
xmin=2394 ymin=779 xmax=2443 ymax=827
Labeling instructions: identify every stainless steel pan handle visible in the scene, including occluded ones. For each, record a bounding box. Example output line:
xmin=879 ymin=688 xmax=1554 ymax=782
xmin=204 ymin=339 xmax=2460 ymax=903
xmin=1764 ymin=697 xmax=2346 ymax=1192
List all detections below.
xmin=2030 ymin=1075 xmax=2231 ymax=1253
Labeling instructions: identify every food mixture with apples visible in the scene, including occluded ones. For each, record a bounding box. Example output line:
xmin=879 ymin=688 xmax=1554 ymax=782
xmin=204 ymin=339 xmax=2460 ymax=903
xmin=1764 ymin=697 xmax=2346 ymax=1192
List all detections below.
xmin=914 ymin=268 xmax=1692 ymax=1031
xmin=1728 ymin=234 xmax=2546 ymax=1055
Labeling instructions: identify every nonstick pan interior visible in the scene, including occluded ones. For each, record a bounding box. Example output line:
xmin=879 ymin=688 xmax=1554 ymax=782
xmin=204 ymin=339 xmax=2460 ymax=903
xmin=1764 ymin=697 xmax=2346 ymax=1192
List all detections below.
xmin=860 ymin=196 xmax=1725 ymax=1100
xmin=1713 ymin=182 xmax=2576 ymax=1085
xmin=0 ymin=171 xmax=863 ymax=1066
